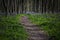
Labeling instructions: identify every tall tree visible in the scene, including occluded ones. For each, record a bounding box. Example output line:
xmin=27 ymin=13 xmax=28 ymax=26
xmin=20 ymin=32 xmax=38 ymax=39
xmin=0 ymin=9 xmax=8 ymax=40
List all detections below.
xmin=2 ymin=0 xmax=7 ymax=16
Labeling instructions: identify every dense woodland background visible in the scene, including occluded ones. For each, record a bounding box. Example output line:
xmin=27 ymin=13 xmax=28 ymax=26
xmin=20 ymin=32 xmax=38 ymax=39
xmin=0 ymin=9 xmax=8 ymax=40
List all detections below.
xmin=0 ymin=0 xmax=60 ymax=16
xmin=0 ymin=0 xmax=60 ymax=40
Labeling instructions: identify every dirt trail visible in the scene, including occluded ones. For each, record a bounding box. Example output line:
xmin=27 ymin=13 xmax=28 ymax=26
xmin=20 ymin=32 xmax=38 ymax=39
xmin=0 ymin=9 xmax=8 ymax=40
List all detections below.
xmin=21 ymin=16 xmax=48 ymax=40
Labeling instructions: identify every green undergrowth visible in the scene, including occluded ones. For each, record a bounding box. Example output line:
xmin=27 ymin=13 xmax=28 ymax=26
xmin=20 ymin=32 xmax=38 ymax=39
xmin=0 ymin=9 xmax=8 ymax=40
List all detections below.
xmin=0 ymin=15 xmax=28 ymax=40
xmin=27 ymin=14 xmax=60 ymax=40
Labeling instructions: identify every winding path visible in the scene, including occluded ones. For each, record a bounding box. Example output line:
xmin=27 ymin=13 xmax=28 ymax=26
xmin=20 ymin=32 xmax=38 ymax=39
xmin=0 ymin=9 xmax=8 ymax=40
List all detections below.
xmin=21 ymin=16 xmax=48 ymax=40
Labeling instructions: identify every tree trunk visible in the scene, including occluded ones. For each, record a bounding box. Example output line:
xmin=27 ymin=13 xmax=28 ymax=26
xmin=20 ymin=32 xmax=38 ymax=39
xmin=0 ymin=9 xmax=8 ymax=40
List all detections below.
xmin=2 ymin=0 xmax=7 ymax=16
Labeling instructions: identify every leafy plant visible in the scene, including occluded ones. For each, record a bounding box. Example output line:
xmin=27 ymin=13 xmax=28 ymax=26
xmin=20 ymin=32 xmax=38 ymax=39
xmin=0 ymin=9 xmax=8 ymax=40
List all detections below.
xmin=0 ymin=15 xmax=28 ymax=40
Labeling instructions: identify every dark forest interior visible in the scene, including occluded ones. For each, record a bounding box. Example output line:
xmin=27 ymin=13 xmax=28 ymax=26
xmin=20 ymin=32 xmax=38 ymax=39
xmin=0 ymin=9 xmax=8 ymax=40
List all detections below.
xmin=0 ymin=0 xmax=60 ymax=15
xmin=0 ymin=0 xmax=60 ymax=40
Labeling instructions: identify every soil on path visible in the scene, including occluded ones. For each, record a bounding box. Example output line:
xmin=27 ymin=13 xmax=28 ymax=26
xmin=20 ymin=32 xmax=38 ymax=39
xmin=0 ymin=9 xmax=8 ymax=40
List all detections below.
xmin=20 ymin=16 xmax=48 ymax=40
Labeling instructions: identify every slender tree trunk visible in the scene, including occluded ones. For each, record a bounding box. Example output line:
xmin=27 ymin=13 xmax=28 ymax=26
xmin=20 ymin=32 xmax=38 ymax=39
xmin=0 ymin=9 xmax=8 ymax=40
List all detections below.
xmin=38 ymin=0 xmax=41 ymax=13
xmin=52 ymin=0 xmax=55 ymax=13
xmin=2 ymin=0 xmax=7 ymax=16
xmin=35 ymin=0 xmax=36 ymax=12
xmin=17 ymin=0 xmax=19 ymax=14
xmin=42 ymin=0 xmax=43 ymax=13
xmin=44 ymin=0 xmax=46 ymax=13
xmin=27 ymin=0 xmax=29 ymax=12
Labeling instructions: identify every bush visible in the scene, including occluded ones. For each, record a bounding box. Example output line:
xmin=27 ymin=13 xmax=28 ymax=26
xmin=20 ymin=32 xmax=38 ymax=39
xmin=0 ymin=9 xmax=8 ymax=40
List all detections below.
xmin=0 ymin=15 xmax=27 ymax=40
xmin=28 ymin=14 xmax=60 ymax=40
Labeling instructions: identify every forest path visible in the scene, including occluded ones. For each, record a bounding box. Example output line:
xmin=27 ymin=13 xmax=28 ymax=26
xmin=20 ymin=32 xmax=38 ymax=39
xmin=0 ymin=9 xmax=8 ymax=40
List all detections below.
xmin=20 ymin=16 xmax=48 ymax=40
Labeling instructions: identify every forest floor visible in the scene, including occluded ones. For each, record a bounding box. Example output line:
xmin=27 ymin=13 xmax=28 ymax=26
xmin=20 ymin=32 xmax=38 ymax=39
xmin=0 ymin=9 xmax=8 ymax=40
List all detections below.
xmin=20 ymin=16 xmax=48 ymax=40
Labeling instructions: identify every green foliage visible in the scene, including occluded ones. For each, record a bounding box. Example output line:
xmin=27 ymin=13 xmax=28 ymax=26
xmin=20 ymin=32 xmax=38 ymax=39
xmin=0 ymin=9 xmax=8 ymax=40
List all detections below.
xmin=0 ymin=15 xmax=28 ymax=40
xmin=28 ymin=14 xmax=60 ymax=40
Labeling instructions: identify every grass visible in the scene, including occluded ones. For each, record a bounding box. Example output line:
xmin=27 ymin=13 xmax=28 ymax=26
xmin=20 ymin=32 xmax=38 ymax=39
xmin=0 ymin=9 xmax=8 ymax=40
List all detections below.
xmin=1 ymin=13 xmax=59 ymax=40
xmin=0 ymin=15 xmax=28 ymax=40
xmin=27 ymin=14 xmax=60 ymax=40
